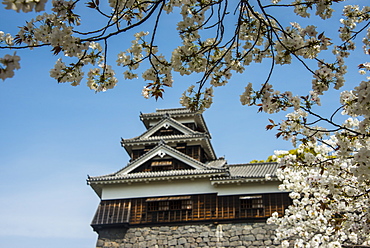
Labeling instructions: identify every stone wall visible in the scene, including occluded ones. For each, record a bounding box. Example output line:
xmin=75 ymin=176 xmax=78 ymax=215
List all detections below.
xmin=95 ymin=222 xmax=280 ymax=248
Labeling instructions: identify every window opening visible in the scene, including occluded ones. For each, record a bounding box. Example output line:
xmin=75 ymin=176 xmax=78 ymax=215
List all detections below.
xmin=239 ymin=195 xmax=264 ymax=217
xmin=240 ymin=195 xmax=263 ymax=209
xmin=146 ymin=196 xmax=192 ymax=212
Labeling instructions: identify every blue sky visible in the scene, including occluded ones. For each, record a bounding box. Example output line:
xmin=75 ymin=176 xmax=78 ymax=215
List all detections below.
xmin=0 ymin=1 xmax=367 ymax=248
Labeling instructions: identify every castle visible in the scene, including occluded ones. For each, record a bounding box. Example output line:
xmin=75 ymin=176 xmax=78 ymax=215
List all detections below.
xmin=88 ymin=108 xmax=290 ymax=247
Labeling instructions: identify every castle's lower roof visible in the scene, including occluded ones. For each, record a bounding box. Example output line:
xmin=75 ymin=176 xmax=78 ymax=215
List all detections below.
xmin=210 ymin=162 xmax=279 ymax=185
xmin=88 ymin=168 xmax=228 ymax=184
xmin=229 ymin=162 xmax=279 ymax=178
xmin=88 ymin=162 xmax=279 ymax=185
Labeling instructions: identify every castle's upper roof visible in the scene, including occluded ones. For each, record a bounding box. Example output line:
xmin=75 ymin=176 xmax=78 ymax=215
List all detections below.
xmin=141 ymin=108 xmax=193 ymax=117
xmin=139 ymin=108 xmax=210 ymax=134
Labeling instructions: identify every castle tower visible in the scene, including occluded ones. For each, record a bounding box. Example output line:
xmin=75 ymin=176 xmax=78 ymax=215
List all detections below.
xmin=88 ymin=108 xmax=290 ymax=247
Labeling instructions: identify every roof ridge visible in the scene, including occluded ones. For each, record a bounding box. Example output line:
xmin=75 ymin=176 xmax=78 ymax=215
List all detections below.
xmin=122 ymin=133 xmax=207 ymax=142
xmin=141 ymin=108 xmax=195 ymax=116
xmin=155 ymin=108 xmax=189 ymax=112
xmin=229 ymin=162 xmax=277 ymax=166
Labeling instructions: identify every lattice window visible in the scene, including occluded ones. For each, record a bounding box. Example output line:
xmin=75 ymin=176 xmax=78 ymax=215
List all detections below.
xmin=146 ymin=197 xmax=192 ymax=212
xmin=239 ymin=195 xmax=264 ymax=218
xmin=169 ymin=200 xmax=182 ymax=210
xmin=160 ymin=129 xmax=173 ymax=134
xmin=158 ymin=201 xmax=169 ymax=211
xmin=147 ymin=201 xmax=159 ymax=211
xmin=151 ymin=160 xmax=173 ymax=166
xmin=240 ymin=195 xmax=264 ymax=209
xmin=150 ymin=160 xmax=173 ymax=171
xmin=182 ymin=200 xmax=193 ymax=210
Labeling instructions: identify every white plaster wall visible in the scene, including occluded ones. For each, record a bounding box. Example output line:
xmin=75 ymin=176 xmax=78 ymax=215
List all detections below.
xmin=101 ymin=179 xmax=281 ymax=200
xmin=101 ymin=179 xmax=216 ymax=200
xmin=216 ymin=181 xmax=281 ymax=196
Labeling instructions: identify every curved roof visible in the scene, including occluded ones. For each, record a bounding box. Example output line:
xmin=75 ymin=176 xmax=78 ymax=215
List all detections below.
xmin=210 ymin=162 xmax=279 ymax=185
xmin=88 ymin=169 xmax=228 ymax=183
xmin=139 ymin=108 xmax=210 ymax=134
xmin=88 ymin=162 xmax=279 ymax=185
xmin=228 ymin=162 xmax=279 ymax=178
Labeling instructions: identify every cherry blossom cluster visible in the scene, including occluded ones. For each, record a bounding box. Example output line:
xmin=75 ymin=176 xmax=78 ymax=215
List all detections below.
xmin=15 ymin=11 xmax=87 ymax=56
xmin=0 ymin=31 xmax=20 ymax=81
xmin=49 ymin=42 xmax=105 ymax=87
xmin=261 ymin=71 xmax=370 ymax=246
xmin=267 ymin=125 xmax=370 ymax=247
xmin=3 ymin=0 xmax=47 ymax=12
xmin=242 ymin=50 xmax=370 ymax=246
xmin=0 ymin=53 xmax=20 ymax=81
xmin=240 ymin=24 xmax=370 ymax=247
xmin=175 ymin=1 xmax=363 ymax=110
xmin=0 ymin=0 xmax=366 ymax=100
xmin=87 ymin=63 xmax=118 ymax=92
xmin=180 ymin=84 xmax=213 ymax=112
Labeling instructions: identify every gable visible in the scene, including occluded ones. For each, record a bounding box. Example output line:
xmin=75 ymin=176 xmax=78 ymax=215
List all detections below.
xmin=116 ymin=143 xmax=208 ymax=175
xmin=140 ymin=117 xmax=200 ymax=140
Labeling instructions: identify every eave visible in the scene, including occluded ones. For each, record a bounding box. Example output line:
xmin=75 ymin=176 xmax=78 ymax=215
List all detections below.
xmin=88 ymin=169 xmax=228 ymax=185
xmin=210 ymin=176 xmax=279 ymax=186
xmin=121 ymin=134 xmax=208 ymax=144
xmin=121 ymin=134 xmax=217 ymax=161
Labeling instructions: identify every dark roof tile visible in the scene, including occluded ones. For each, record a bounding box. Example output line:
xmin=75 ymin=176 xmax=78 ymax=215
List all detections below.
xmin=228 ymin=162 xmax=278 ymax=178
